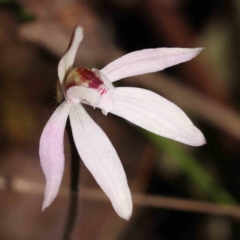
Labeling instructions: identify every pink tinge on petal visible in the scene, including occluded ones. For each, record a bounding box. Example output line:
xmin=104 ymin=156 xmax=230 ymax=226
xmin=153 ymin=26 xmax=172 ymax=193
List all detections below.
xmin=69 ymin=104 xmax=132 ymax=220
xmin=39 ymin=101 xmax=71 ymax=210
xmin=101 ymin=48 xmax=203 ymax=82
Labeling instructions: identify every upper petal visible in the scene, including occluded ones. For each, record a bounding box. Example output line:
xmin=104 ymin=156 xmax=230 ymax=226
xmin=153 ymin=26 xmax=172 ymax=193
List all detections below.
xmin=101 ymin=48 xmax=203 ymax=82
xmin=58 ymin=26 xmax=83 ymax=84
xmin=39 ymin=101 xmax=71 ymax=210
xmin=108 ymin=87 xmax=206 ymax=146
xmin=69 ymin=104 xmax=132 ymax=220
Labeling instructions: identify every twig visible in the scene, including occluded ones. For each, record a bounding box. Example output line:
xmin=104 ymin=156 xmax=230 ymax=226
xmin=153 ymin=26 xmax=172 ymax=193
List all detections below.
xmin=132 ymin=194 xmax=240 ymax=218
xmin=1 ymin=175 xmax=240 ymax=219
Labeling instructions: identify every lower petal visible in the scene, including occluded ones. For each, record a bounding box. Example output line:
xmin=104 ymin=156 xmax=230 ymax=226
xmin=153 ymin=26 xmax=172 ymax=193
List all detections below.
xmin=69 ymin=104 xmax=132 ymax=220
xmin=39 ymin=101 xmax=71 ymax=210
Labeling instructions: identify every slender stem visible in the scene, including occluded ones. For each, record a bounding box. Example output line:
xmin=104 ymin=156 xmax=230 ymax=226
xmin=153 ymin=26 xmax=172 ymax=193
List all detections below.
xmin=62 ymin=119 xmax=80 ymax=240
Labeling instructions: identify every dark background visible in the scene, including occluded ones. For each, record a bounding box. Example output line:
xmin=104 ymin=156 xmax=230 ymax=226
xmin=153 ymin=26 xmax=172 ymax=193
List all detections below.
xmin=0 ymin=0 xmax=240 ymax=239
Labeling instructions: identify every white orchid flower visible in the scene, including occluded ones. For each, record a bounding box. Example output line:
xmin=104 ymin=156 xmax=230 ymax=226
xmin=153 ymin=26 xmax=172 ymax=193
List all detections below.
xmin=39 ymin=26 xmax=206 ymax=220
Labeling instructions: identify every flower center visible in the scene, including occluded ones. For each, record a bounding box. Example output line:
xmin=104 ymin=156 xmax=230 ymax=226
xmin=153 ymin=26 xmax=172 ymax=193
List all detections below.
xmin=65 ymin=67 xmax=103 ymax=91
xmin=65 ymin=68 xmax=115 ymax=115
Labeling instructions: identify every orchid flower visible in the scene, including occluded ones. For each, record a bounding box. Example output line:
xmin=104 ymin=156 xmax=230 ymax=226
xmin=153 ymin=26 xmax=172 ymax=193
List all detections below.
xmin=39 ymin=26 xmax=206 ymax=220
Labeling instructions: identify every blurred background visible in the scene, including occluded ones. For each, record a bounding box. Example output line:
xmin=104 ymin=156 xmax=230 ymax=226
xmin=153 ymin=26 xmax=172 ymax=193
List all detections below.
xmin=0 ymin=0 xmax=240 ymax=239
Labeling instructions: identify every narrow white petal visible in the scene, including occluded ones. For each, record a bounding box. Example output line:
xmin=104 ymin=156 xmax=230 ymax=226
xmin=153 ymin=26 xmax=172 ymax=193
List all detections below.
xmin=69 ymin=104 xmax=132 ymax=220
xmin=66 ymin=86 xmax=101 ymax=106
xmin=39 ymin=101 xmax=71 ymax=210
xmin=58 ymin=26 xmax=83 ymax=84
xmin=109 ymin=87 xmax=206 ymax=146
xmin=101 ymin=48 xmax=203 ymax=82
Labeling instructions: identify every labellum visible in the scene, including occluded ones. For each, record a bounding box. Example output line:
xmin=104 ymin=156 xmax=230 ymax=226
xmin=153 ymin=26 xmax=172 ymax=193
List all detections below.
xmin=64 ymin=68 xmax=103 ymax=92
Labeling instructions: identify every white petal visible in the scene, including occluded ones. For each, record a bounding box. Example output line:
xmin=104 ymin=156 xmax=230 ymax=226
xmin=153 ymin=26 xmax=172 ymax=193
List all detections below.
xmin=101 ymin=48 xmax=203 ymax=82
xmin=108 ymin=87 xmax=206 ymax=146
xmin=69 ymin=104 xmax=132 ymax=220
xmin=66 ymin=86 xmax=101 ymax=106
xmin=58 ymin=26 xmax=83 ymax=84
xmin=39 ymin=101 xmax=71 ymax=210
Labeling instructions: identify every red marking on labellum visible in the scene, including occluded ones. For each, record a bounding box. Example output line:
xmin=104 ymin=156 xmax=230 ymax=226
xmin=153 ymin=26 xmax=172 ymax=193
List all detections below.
xmin=76 ymin=68 xmax=102 ymax=89
xmin=97 ymin=87 xmax=107 ymax=95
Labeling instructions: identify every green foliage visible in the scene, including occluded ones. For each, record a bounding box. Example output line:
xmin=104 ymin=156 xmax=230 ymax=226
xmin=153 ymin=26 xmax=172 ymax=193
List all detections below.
xmin=0 ymin=0 xmax=34 ymax=22
xmin=144 ymin=131 xmax=237 ymax=205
